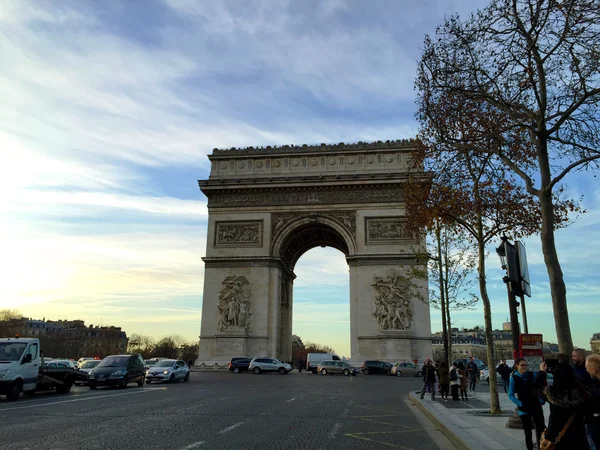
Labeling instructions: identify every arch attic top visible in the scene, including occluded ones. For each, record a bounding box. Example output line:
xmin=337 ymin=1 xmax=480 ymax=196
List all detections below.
xmin=202 ymin=139 xmax=419 ymax=183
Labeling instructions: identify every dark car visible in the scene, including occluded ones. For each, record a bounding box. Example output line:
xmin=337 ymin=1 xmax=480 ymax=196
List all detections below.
xmin=361 ymin=360 xmax=393 ymax=375
xmin=87 ymin=354 xmax=145 ymax=389
xmin=228 ymin=357 xmax=252 ymax=374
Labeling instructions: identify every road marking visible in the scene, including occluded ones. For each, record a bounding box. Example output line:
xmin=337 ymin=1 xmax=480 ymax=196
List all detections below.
xmin=286 ymin=397 xmax=296 ymax=403
xmin=0 ymin=388 xmax=166 ymax=413
xmin=328 ymin=422 xmax=341 ymax=439
xmin=218 ymin=421 xmax=245 ymax=434
xmin=178 ymin=441 xmax=205 ymax=449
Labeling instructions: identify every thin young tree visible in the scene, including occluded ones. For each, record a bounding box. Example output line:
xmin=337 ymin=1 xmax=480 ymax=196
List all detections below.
xmin=416 ymin=0 xmax=600 ymax=353
xmin=413 ymin=222 xmax=478 ymax=366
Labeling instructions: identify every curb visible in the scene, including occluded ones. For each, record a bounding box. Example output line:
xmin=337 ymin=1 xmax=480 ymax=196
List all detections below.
xmin=408 ymin=392 xmax=470 ymax=450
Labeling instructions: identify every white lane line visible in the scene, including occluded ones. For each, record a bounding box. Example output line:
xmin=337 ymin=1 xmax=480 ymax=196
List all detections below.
xmin=286 ymin=397 xmax=296 ymax=403
xmin=0 ymin=388 xmax=166 ymax=413
xmin=178 ymin=441 xmax=205 ymax=449
xmin=328 ymin=422 xmax=341 ymax=439
xmin=218 ymin=421 xmax=246 ymax=434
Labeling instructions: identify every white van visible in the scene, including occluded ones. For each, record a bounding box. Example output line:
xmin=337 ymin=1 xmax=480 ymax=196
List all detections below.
xmin=306 ymin=353 xmax=341 ymax=374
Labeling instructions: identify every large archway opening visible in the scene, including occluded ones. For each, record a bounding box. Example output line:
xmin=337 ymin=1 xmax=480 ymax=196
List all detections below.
xmin=275 ymin=220 xmax=353 ymax=362
xmin=292 ymin=247 xmax=350 ymax=361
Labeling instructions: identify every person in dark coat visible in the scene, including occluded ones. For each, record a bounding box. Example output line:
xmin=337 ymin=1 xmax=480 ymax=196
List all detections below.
xmin=438 ymin=362 xmax=450 ymax=400
xmin=585 ymin=354 xmax=600 ymax=450
xmin=497 ymin=359 xmax=511 ymax=393
xmin=466 ymin=356 xmax=479 ymax=393
xmin=509 ymin=358 xmax=545 ymax=450
xmin=458 ymin=362 xmax=468 ymax=401
xmin=420 ymin=359 xmax=437 ymax=400
xmin=297 ymin=359 xmax=303 ymax=372
xmin=573 ymin=348 xmax=593 ymax=386
xmin=535 ymin=361 xmax=591 ymax=450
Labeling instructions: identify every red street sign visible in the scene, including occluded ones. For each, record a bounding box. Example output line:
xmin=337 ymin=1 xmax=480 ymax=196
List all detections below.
xmin=519 ymin=334 xmax=544 ymax=358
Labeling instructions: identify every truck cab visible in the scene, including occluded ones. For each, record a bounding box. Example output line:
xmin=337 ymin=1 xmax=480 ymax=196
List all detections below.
xmin=0 ymin=337 xmax=41 ymax=400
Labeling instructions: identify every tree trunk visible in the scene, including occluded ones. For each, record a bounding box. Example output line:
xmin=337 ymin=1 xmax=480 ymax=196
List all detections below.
xmin=446 ymin=285 xmax=452 ymax=361
xmin=477 ymin=230 xmax=501 ymax=414
xmin=436 ymin=223 xmax=449 ymax=365
xmin=539 ymin=188 xmax=573 ymax=354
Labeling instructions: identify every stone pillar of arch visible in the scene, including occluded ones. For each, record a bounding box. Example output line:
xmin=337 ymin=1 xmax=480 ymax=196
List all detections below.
xmin=196 ymin=141 xmax=433 ymax=366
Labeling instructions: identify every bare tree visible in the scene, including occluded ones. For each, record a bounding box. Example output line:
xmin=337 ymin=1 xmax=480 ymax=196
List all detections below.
xmin=417 ymin=0 xmax=600 ymax=353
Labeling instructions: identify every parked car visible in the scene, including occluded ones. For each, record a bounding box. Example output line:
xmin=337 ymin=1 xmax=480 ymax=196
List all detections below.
xmin=391 ymin=362 xmax=423 ymax=377
xmin=361 ymin=360 xmax=393 ymax=375
xmin=228 ymin=357 xmax=252 ymax=374
xmin=87 ymin=354 xmax=145 ymax=389
xmin=75 ymin=359 xmax=102 ymax=385
xmin=76 ymin=357 xmax=95 ymax=369
xmin=50 ymin=359 xmax=76 ymax=369
xmin=145 ymin=359 xmax=190 ymax=383
xmin=249 ymin=358 xmax=292 ymax=375
xmin=306 ymin=353 xmax=341 ymax=374
xmin=317 ymin=360 xmax=359 ymax=376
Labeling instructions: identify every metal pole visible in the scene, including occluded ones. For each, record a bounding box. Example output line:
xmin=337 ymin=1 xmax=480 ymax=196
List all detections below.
xmin=520 ymin=293 xmax=528 ymax=334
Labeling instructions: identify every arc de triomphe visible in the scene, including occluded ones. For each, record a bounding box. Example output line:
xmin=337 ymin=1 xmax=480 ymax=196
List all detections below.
xmin=196 ymin=140 xmax=432 ymax=365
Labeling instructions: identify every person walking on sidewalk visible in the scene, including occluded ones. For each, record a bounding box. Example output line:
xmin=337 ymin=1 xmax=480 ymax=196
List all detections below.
xmin=585 ymin=354 xmax=600 ymax=450
xmin=420 ymin=359 xmax=437 ymax=400
xmin=458 ymin=362 xmax=468 ymax=401
xmin=497 ymin=359 xmax=511 ymax=394
xmin=508 ymin=358 xmax=545 ymax=450
xmin=438 ymin=362 xmax=450 ymax=400
xmin=535 ymin=361 xmax=591 ymax=450
xmin=466 ymin=356 xmax=478 ymax=393
xmin=449 ymin=362 xmax=460 ymax=400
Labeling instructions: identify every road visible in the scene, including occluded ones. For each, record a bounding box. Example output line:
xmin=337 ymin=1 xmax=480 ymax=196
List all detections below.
xmin=0 ymin=371 xmax=455 ymax=450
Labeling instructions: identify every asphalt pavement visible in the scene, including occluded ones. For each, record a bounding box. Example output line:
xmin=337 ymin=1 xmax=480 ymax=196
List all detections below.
xmin=0 ymin=371 xmax=456 ymax=450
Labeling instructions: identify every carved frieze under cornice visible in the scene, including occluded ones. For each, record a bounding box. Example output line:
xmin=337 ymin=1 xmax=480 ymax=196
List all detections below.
xmin=208 ymin=187 xmax=403 ymax=208
xmin=215 ymin=221 xmax=263 ymax=247
xmin=365 ymin=217 xmax=416 ymax=244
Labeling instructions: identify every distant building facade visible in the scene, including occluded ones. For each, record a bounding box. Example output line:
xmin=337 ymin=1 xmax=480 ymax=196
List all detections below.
xmin=432 ymin=326 xmax=561 ymax=361
xmin=0 ymin=317 xmax=128 ymax=358
xmin=591 ymin=333 xmax=600 ymax=353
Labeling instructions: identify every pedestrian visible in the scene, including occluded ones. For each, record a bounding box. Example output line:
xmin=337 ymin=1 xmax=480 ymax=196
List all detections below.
xmin=188 ymin=359 xmax=193 ymax=367
xmin=585 ymin=354 xmax=600 ymax=450
xmin=438 ymin=362 xmax=449 ymax=400
xmin=449 ymin=362 xmax=460 ymax=401
xmin=297 ymin=358 xmax=303 ymax=372
xmin=498 ymin=359 xmax=511 ymax=394
xmin=420 ymin=359 xmax=437 ymax=400
xmin=535 ymin=361 xmax=591 ymax=450
xmin=508 ymin=357 xmax=546 ymax=450
xmin=573 ymin=348 xmax=593 ymax=386
xmin=466 ymin=356 xmax=478 ymax=393
xmin=458 ymin=362 xmax=468 ymax=401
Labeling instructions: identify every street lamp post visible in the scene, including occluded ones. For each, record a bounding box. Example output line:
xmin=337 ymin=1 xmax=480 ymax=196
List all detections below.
xmin=495 ymin=236 xmax=521 ymax=359
xmin=496 ymin=236 xmax=524 ymax=429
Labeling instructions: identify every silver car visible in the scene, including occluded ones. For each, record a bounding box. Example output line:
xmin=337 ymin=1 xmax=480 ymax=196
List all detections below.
xmin=317 ymin=360 xmax=359 ymax=376
xmin=145 ymin=359 xmax=190 ymax=383
xmin=249 ymin=358 xmax=292 ymax=375
xmin=391 ymin=362 xmax=423 ymax=377
xmin=76 ymin=359 xmax=102 ymax=385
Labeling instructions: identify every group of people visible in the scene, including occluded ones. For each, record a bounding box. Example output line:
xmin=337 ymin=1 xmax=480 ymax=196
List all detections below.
xmin=507 ymin=350 xmax=600 ymax=450
xmin=419 ymin=356 xmax=480 ymax=402
xmin=417 ymin=350 xmax=600 ymax=450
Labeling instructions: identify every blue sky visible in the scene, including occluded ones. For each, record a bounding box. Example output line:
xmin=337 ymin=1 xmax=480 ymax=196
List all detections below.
xmin=2 ymin=0 xmax=599 ymax=358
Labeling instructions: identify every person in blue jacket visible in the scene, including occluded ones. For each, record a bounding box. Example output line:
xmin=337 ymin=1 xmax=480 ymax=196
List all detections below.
xmin=508 ymin=357 xmax=546 ymax=450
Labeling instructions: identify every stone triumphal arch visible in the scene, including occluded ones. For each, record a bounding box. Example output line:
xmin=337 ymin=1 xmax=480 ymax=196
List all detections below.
xmin=196 ymin=140 xmax=432 ymax=365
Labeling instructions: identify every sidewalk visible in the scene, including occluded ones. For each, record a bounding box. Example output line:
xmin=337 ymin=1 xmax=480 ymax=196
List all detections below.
xmin=409 ymin=389 xmax=550 ymax=450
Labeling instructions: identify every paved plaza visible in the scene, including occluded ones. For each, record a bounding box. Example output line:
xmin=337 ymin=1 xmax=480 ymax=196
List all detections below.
xmin=0 ymin=371 xmax=454 ymax=450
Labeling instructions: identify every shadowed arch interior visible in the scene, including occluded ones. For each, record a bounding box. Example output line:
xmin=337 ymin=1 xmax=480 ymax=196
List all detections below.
xmin=279 ymin=223 xmax=349 ymax=271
